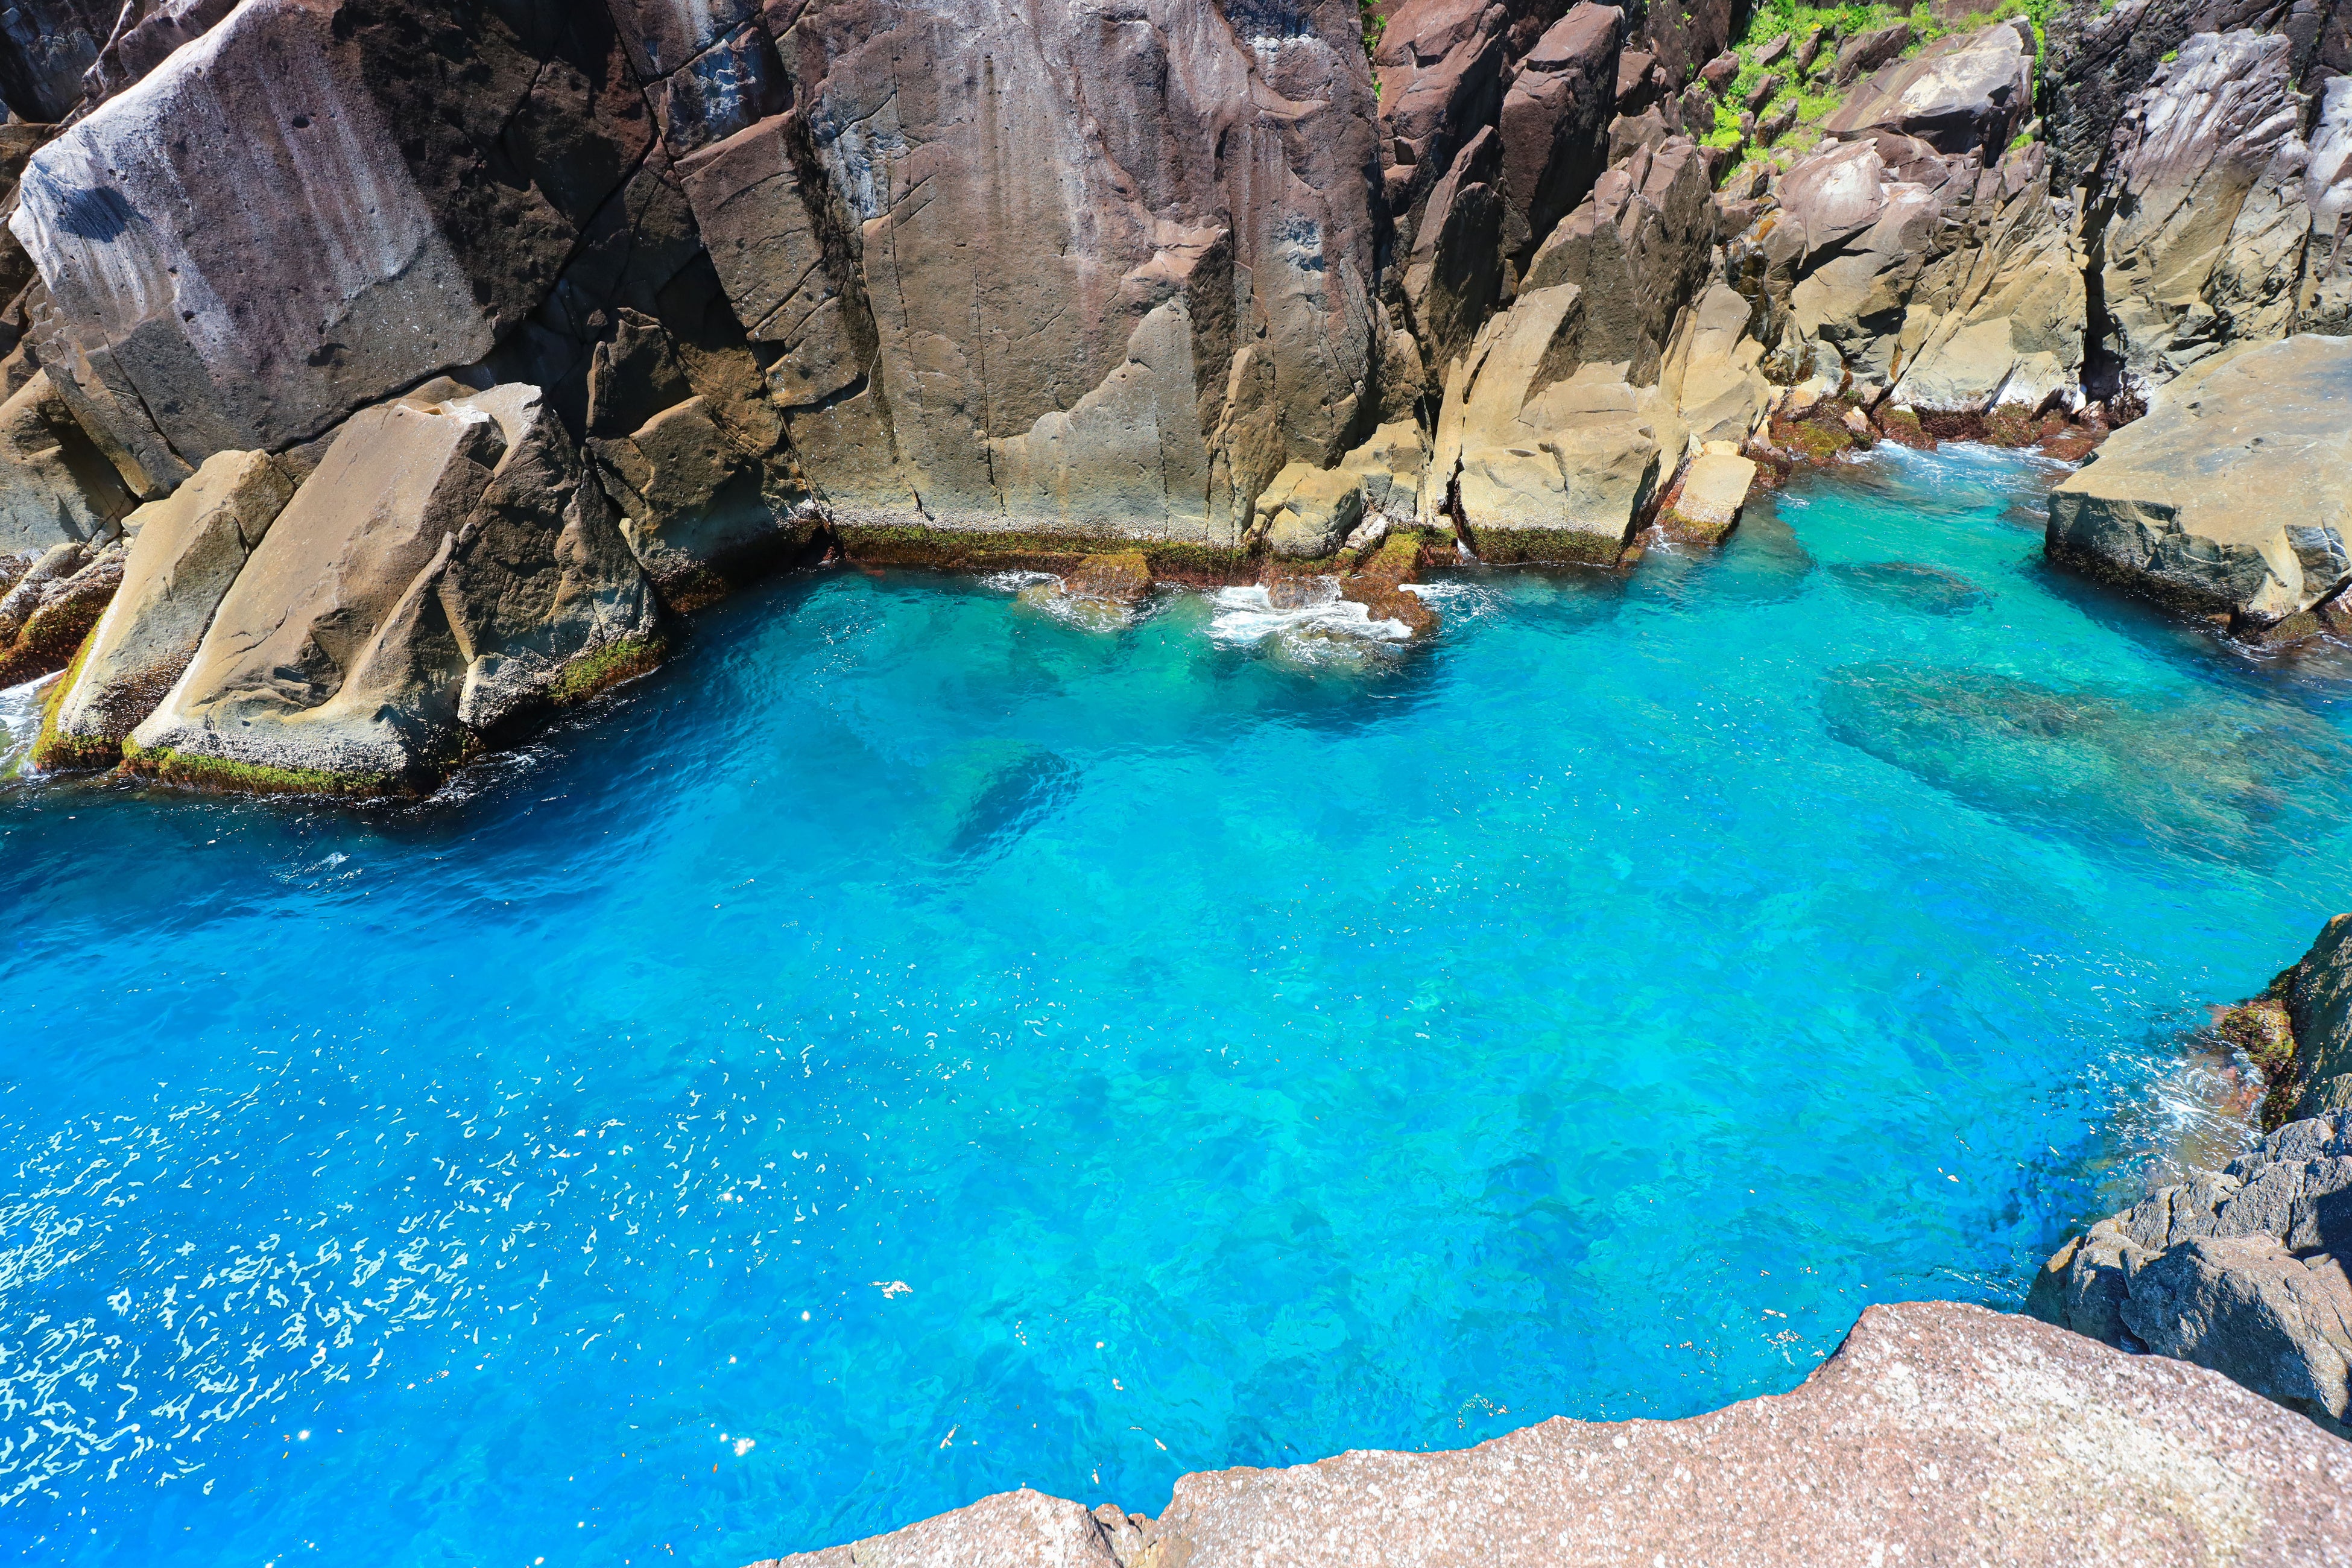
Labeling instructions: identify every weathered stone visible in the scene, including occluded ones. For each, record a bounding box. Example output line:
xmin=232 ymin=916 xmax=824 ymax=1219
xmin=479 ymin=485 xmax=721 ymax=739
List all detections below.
xmin=1831 ymin=21 xmax=1913 ymax=86
xmin=0 ymin=533 xmax=121 ymax=687
xmin=128 ymin=382 xmax=656 ymax=794
xmin=753 ymin=1302 xmax=2352 ymax=1568
xmin=745 ymin=0 xmax=1379 ymax=543
xmin=1405 ymin=124 xmax=1510 ymax=375
xmin=36 ymin=449 xmax=294 ymax=768
xmin=1661 ymin=450 xmax=1756 ymax=543
xmin=2283 ymin=914 xmax=2352 ymax=1118
xmin=0 ymin=367 xmax=135 ymax=554
xmin=2040 ymin=0 xmax=2287 ymax=188
xmin=2047 ymin=334 xmax=2352 ymax=634
xmin=1255 ymin=463 xmax=1367 ymax=560
xmin=1339 ymin=419 xmax=1432 ymax=521
xmin=2094 ymin=29 xmax=2352 ymax=390
xmin=0 ymin=0 xmax=109 ymax=121
xmin=1635 ymin=0 xmax=1730 ymax=88
xmin=10 ymin=0 xmax=646 ymax=481
xmin=1521 ymin=135 xmax=1713 ymax=385
xmin=1376 ymin=0 xmax=1511 ymax=238
xmin=2041 ymin=1099 xmax=2352 ymax=1433
xmin=1660 ymin=282 xmax=1769 ymax=449
xmin=1824 ymin=22 xmax=2033 ymax=157
xmin=1496 ymin=4 xmax=1621 ymax=270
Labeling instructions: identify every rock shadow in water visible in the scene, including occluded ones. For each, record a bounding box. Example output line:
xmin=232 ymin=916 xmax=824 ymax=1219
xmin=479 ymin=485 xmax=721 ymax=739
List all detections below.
xmin=923 ymin=738 xmax=1081 ymax=865
xmin=1827 ymin=561 xmax=1991 ymax=616
xmin=1819 ymin=660 xmax=2352 ymax=865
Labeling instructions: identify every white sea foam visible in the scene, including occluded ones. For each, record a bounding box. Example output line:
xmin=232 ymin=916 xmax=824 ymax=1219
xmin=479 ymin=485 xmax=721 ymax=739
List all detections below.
xmin=0 ymin=671 xmax=58 ymax=780
xmin=1206 ymin=583 xmax=1411 ymax=659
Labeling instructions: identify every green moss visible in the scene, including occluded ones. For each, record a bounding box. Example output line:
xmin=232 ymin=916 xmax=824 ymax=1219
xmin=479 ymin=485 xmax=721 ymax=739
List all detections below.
xmin=2214 ymin=987 xmax=2303 ymax=1131
xmin=835 ymin=524 xmax=1254 ymax=586
xmin=1358 ymin=0 xmax=1383 ymax=67
xmin=119 ymin=738 xmax=394 ymax=799
xmin=1467 ymin=525 xmax=1626 ymax=567
xmin=547 ymin=635 xmax=666 ymax=708
xmin=27 ymin=622 xmax=117 ymax=773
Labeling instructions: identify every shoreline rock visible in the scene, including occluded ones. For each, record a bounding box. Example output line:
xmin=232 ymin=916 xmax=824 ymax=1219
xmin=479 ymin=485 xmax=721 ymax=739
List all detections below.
xmin=750 ymin=1301 xmax=2352 ymax=1568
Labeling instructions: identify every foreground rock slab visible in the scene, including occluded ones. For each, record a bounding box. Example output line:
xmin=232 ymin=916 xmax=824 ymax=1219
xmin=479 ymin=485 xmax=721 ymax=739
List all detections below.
xmin=750 ymin=1301 xmax=2352 ymax=1568
xmin=2047 ymin=334 xmax=2352 ymax=642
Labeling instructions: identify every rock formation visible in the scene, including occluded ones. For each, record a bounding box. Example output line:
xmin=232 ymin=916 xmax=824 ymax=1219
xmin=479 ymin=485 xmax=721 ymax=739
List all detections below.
xmin=0 ymin=0 xmax=2345 ymax=789
xmin=2047 ymin=334 xmax=2352 ymax=642
xmin=750 ymin=1301 xmax=2352 ymax=1568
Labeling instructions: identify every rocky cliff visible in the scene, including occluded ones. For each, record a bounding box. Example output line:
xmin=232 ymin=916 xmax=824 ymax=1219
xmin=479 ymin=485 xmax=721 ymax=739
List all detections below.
xmin=0 ymin=0 xmax=2342 ymax=792
xmin=747 ymin=1301 xmax=2352 ymax=1567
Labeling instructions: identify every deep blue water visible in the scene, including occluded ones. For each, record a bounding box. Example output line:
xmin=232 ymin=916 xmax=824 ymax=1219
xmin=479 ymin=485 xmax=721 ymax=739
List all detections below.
xmin=2 ymin=446 xmax=2347 ymax=1567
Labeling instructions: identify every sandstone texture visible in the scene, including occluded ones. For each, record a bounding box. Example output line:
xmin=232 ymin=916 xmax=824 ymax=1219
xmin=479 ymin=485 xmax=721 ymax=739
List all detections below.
xmin=2046 ymin=334 xmax=2352 ymax=637
xmin=752 ymin=1301 xmax=2352 ymax=1568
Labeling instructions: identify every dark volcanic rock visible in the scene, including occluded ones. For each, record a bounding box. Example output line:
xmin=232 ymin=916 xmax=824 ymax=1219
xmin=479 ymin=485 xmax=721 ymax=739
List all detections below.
xmin=752 ymin=1301 xmax=2352 ymax=1568
xmin=1496 ymin=3 xmax=1621 ymax=271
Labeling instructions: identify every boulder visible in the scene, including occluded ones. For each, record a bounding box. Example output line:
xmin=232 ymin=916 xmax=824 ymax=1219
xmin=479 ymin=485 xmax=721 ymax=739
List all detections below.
xmin=0 ymin=534 xmax=122 ymax=688
xmin=1338 ymin=419 xmax=1432 ymax=522
xmin=1433 ymin=285 xmax=1674 ymax=564
xmin=1660 ymin=282 xmax=1769 ymax=449
xmin=35 ymin=449 xmax=295 ymax=769
xmin=1635 ymin=0 xmax=1731 ymax=87
xmin=1830 ymin=21 xmax=1912 ymax=86
xmin=1661 ymin=450 xmax=1757 ymax=543
xmin=2035 ymin=1105 xmax=2352 ymax=1433
xmin=127 ymin=382 xmax=657 ymax=794
xmin=2046 ymin=334 xmax=2352 ymax=637
xmin=1824 ymin=22 xmax=2033 ymax=157
xmin=10 ymin=0 xmax=648 ymax=486
xmin=2093 ymin=30 xmax=2352 ymax=390
xmin=1254 ymin=463 xmax=1368 ymax=560
xmin=1497 ymin=4 xmax=1622 ymax=270
xmin=2039 ymin=0 xmax=2289 ymax=188
xmin=753 ymin=1302 xmax=2352 ymax=1568
xmin=87 ymin=0 xmax=239 ymax=101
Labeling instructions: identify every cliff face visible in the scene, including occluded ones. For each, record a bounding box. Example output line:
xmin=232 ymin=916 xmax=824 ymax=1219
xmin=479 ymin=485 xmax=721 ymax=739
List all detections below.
xmin=0 ymin=0 xmax=2347 ymax=792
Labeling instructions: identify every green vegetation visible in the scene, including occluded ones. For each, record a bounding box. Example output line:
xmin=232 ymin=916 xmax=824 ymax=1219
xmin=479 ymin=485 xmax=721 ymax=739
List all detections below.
xmin=1715 ymin=0 xmax=2055 ymax=160
xmin=547 ymin=634 xmax=666 ymax=707
xmin=119 ymin=738 xmax=393 ymax=798
xmin=1359 ymin=0 xmax=1384 ymax=67
xmin=27 ymin=625 xmax=115 ymax=773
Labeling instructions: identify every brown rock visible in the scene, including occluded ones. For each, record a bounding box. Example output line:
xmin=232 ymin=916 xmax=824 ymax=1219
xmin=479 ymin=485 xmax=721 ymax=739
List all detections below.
xmin=749 ymin=1302 xmax=2352 ymax=1568
xmin=1833 ymin=22 xmax=1913 ymax=86
xmin=1497 ymin=4 xmax=1622 ymax=268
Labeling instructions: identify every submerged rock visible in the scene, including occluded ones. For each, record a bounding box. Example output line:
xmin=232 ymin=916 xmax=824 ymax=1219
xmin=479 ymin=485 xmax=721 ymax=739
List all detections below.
xmin=1819 ymin=659 xmax=2352 ymax=864
xmin=753 ymin=1301 xmax=2352 ymax=1568
xmin=1826 ymin=560 xmax=1990 ymax=615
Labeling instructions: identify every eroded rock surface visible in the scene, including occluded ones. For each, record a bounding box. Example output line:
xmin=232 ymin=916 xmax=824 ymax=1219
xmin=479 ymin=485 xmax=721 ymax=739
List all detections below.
xmin=2034 ymin=1104 xmax=2352 ymax=1436
xmin=2047 ymin=334 xmax=2352 ymax=637
xmin=751 ymin=1301 xmax=2352 ymax=1568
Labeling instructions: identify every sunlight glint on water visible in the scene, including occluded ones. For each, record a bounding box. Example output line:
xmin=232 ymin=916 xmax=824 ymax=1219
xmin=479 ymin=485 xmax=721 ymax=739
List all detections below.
xmin=1 ymin=447 xmax=2344 ymax=1566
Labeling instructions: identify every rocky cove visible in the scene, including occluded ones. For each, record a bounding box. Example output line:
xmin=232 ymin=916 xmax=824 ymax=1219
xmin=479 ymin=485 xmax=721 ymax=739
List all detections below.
xmin=2 ymin=0 xmax=2352 ymax=1563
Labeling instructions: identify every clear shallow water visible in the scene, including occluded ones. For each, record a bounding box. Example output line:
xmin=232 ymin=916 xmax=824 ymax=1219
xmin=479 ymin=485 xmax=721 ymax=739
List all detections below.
xmin=1 ymin=447 xmax=2347 ymax=1566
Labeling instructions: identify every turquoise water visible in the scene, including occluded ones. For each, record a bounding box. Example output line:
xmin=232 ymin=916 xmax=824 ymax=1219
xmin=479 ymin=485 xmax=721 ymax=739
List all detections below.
xmin=1 ymin=447 xmax=2347 ymax=1566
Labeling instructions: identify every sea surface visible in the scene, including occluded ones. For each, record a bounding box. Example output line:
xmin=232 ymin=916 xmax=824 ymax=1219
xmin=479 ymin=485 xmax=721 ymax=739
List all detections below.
xmin=2 ymin=447 xmax=2347 ymax=1566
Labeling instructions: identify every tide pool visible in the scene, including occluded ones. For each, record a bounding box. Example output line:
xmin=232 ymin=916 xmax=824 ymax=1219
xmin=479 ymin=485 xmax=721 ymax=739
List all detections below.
xmin=1 ymin=446 xmax=2346 ymax=1566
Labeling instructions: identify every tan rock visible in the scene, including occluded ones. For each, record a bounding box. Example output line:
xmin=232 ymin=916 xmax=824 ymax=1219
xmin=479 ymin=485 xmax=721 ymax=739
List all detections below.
xmin=130 ymin=382 xmax=657 ymax=794
xmin=2046 ymin=334 xmax=2352 ymax=634
xmin=749 ymin=1301 xmax=2352 ymax=1568
xmin=37 ymin=449 xmax=294 ymax=767
xmin=1254 ymin=464 xmax=1367 ymax=560
xmin=1663 ymin=451 xmax=1758 ymax=544
xmin=0 ymin=368 xmax=135 ymax=554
